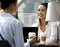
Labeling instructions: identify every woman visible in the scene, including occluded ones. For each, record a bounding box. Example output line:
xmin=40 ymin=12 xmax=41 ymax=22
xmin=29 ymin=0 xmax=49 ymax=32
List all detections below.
xmin=32 ymin=3 xmax=57 ymax=45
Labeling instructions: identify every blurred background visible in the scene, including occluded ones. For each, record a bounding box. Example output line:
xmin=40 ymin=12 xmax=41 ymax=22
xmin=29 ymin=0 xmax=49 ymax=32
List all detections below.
xmin=18 ymin=0 xmax=60 ymax=26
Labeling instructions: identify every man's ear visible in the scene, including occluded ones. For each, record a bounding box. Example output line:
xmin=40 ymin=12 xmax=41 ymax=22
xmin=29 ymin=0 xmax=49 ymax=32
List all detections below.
xmin=9 ymin=3 xmax=17 ymax=18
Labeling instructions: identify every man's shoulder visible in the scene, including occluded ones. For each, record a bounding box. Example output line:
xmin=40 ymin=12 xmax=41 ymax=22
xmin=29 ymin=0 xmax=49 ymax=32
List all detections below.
xmin=10 ymin=17 xmax=21 ymax=25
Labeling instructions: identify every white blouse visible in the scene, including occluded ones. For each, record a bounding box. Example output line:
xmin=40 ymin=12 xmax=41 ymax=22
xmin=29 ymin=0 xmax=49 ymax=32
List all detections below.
xmin=32 ymin=22 xmax=57 ymax=44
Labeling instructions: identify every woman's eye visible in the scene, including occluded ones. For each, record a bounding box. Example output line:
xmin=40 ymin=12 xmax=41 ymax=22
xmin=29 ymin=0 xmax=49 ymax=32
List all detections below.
xmin=37 ymin=9 xmax=40 ymax=11
xmin=37 ymin=9 xmax=46 ymax=12
xmin=42 ymin=9 xmax=45 ymax=11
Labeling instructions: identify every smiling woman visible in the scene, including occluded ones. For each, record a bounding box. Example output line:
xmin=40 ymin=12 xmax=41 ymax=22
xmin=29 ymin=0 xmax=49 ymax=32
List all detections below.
xmin=32 ymin=2 xmax=57 ymax=45
xmin=18 ymin=0 xmax=59 ymax=27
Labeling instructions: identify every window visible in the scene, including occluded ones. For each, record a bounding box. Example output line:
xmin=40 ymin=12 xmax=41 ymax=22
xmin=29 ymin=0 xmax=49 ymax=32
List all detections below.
xmin=18 ymin=0 xmax=59 ymax=27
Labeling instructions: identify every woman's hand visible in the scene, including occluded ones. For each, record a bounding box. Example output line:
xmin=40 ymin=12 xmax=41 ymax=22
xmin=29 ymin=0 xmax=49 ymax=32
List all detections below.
xmin=27 ymin=36 xmax=36 ymax=46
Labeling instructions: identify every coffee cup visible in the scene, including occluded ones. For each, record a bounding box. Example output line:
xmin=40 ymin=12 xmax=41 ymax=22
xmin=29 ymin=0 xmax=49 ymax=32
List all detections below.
xmin=40 ymin=33 xmax=46 ymax=44
xmin=28 ymin=32 xmax=36 ymax=39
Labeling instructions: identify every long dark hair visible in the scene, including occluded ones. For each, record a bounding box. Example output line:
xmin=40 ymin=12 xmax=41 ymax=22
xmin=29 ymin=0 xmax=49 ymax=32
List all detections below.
xmin=40 ymin=3 xmax=48 ymax=10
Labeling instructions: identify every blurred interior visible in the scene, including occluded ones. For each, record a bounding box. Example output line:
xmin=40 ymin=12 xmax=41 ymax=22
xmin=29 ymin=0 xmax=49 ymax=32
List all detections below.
xmin=18 ymin=0 xmax=60 ymax=27
xmin=18 ymin=1 xmax=60 ymax=45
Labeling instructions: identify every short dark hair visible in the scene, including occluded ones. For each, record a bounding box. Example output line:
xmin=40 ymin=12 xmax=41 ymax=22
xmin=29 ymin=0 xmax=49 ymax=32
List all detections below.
xmin=0 ymin=0 xmax=17 ymax=9
xmin=40 ymin=2 xmax=48 ymax=10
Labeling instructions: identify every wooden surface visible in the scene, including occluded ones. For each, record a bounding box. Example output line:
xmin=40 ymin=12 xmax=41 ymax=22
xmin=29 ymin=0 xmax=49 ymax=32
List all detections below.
xmin=30 ymin=43 xmax=59 ymax=47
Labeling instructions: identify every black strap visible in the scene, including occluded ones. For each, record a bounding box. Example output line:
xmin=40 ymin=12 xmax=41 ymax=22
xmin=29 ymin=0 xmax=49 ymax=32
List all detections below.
xmin=0 ymin=34 xmax=4 ymax=40
xmin=0 ymin=34 xmax=11 ymax=47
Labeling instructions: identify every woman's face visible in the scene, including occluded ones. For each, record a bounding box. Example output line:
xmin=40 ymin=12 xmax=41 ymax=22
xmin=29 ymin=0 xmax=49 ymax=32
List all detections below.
xmin=37 ymin=5 xmax=47 ymax=20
